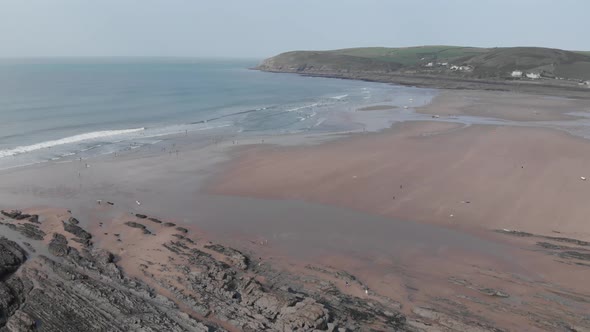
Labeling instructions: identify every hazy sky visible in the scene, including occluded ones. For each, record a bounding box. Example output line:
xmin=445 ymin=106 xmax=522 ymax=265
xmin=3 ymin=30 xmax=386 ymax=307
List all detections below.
xmin=1 ymin=0 xmax=588 ymax=58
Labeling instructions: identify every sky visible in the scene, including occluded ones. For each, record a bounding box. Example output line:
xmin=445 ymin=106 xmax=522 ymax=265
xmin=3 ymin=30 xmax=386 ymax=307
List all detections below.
xmin=0 ymin=0 xmax=588 ymax=58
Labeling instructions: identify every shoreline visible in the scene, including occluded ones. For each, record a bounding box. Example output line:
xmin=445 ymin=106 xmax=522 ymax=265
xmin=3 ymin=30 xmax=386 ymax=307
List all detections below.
xmin=255 ymin=68 xmax=590 ymax=99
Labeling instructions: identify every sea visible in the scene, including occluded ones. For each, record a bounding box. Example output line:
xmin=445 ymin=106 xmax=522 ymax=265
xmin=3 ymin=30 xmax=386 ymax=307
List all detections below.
xmin=0 ymin=58 xmax=436 ymax=170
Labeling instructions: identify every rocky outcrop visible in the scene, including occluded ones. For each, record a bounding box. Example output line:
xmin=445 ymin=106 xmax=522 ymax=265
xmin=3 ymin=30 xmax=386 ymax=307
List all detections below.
xmin=48 ymin=233 xmax=69 ymax=257
xmin=154 ymin=240 xmax=407 ymax=331
xmin=175 ymin=227 xmax=188 ymax=234
xmin=124 ymin=221 xmax=152 ymax=235
xmin=0 ymin=210 xmax=413 ymax=331
xmin=62 ymin=221 xmax=91 ymax=240
xmin=0 ymin=238 xmax=26 ymax=278
xmin=204 ymin=244 xmax=249 ymax=270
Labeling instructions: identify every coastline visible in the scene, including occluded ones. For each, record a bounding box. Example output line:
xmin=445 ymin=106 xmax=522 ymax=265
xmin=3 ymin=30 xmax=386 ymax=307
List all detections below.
xmin=2 ymin=87 xmax=590 ymax=330
xmin=255 ymin=68 xmax=590 ymax=99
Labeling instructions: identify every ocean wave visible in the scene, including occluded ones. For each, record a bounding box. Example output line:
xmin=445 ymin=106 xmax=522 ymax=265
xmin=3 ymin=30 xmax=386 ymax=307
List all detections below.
xmin=0 ymin=128 xmax=145 ymax=158
xmin=286 ymin=103 xmax=319 ymax=112
xmin=331 ymin=94 xmax=349 ymax=100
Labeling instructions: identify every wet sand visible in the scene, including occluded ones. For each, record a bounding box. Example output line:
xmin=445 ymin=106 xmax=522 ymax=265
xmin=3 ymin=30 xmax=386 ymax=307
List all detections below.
xmin=358 ymin=105 xmax=398 ymax=111
xmin=211 ymin=121 xmax=590 ymax=240
xmin=416 ymin=89 xmax=590 ymax=121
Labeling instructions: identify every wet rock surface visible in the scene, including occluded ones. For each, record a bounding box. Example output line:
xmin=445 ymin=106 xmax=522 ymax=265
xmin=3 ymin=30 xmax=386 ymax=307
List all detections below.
xmin=124 ymin=221 xmax=152 ymax=235
xmin=63 ymin=221 xmax=92 ymax=240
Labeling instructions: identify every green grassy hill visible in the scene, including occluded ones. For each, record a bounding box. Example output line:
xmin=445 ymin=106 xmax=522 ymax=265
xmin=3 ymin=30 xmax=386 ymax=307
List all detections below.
xmin=258 ymin=46 xmax=590 ymax=81
xmin=332 ymin=46 xmax=489 ymax=66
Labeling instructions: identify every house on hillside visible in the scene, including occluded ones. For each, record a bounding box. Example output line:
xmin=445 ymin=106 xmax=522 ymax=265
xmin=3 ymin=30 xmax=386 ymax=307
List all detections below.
xmin=425 ymin=62 xmax=434 ymax=67
xmin=450 ymin=65 xmax=472 ymax=72
xmin=526 ymin=72 xmax=541 ymax=79
xmin=511 ymin=70 xmax=523 ymax=78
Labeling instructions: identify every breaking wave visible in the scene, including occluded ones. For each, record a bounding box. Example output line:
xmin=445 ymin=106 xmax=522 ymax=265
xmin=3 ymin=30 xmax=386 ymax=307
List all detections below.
xmin=0 ymin=128 xmax=145 ymax=158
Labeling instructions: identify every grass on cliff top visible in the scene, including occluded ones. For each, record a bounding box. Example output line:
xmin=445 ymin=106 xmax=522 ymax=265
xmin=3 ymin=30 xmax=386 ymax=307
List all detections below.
xmin=330 ymin=46 xmax=489 ymax=66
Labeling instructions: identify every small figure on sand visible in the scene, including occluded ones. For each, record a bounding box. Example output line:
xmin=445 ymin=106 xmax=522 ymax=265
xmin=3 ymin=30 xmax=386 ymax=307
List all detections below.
xmin=136 ymin=200 xmax=141 ymax=206
xmin=97 ymin=200 xmax=102 ymax=205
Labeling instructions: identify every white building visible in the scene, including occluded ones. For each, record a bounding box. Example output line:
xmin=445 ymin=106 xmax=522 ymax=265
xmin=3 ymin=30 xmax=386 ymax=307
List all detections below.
xmin=511 ymin=70 xmax=523 ymax=78
xmin=526 ymin=72 xmax=541 ymax=79
xmin=425 ymin=62 xmax=434 ymax=67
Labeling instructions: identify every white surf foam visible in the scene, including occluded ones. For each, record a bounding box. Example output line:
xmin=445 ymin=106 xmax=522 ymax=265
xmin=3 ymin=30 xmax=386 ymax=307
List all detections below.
xmin=0 ymin=128 xmax=145 ymax=158
xmin=331 ymin=94 xmax=348 ymax=100
xmin=286 ymin=103 xmax=319 ymax=112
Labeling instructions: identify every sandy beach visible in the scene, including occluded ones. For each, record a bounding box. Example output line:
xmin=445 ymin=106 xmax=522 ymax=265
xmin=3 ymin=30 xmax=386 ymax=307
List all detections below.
xmin=2 ymin=89 xmax=590 ymax=331
xmin=212 ymin=94 xmax=590 ymax=240
xmin=416 ymin=89 xmax=590 ymax=121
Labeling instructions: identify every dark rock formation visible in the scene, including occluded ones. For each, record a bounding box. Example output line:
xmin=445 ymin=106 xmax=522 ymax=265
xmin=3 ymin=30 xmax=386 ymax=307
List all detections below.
xmin=135 ymin=214 xmax=147 ymax=219
xmin=0 ymin=213 xmax=418 ymax=331
xmin=8 ymin=223 xmax=46 ymax=241
xmin=27 ymin=215 xmax=39 ymax=224
xmin=204 ymin=244 xmax=249 ymax=270
xmin=156 ymin=241 xmax=408 ymax=331
xmin=124 ymin=221 xmax=151 ymax=235
xmin=48 ymin=233 xmax=69 ymax=257
xmin=0 ymin=210 xmax=21 ymax=219
xmin=148 ymin=217 xmax=163 ymax=224
xmin=175 ymin=227 xmax=188 ymax=234
xmin=0 ymin=237 xmax=26 ymax=278
xmin=63 ymin=221 xmax=92 ymax=240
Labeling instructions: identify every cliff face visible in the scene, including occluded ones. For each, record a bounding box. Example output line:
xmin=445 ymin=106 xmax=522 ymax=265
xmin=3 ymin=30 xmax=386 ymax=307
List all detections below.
xmin=257 ymin=51 xmax=402 ymax=74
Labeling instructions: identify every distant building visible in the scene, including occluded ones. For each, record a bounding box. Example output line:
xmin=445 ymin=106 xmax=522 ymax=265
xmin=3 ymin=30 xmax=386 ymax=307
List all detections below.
xmin=511 ymin=70 xmax=523 ymax=78
xmin=450 ymin=65 xmax=472 ymax=71
xmin=525 ymin=72 xmax=541 ymax=79
xmin=425 ymin=62 xmax=434 ymax=67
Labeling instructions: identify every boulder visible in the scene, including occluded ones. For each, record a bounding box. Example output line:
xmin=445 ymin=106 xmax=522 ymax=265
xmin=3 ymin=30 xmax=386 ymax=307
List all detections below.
xmin=48 ymin=233 xmax=69 ymax=257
